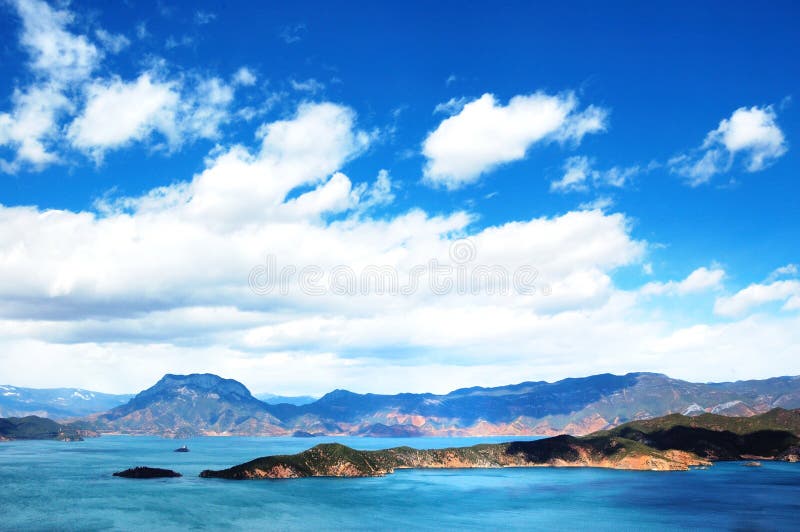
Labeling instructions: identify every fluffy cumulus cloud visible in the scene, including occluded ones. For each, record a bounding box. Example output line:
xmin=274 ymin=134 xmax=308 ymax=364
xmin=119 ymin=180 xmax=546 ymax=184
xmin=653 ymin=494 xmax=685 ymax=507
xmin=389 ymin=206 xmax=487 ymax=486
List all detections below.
xmin=422 ymin=92 xmax=608 ymax=189
xmin=0 ymin=97 xmax=644 ymax=391
xmin=67 ymin=74 xmax=180 ymax=157
xmin=66 ymin=73 xmax=237 ymax=161
xmin=670 ymin=105 xmax=787 ymax=186
xmin=1 ymin=98 xmax=799 ymax=393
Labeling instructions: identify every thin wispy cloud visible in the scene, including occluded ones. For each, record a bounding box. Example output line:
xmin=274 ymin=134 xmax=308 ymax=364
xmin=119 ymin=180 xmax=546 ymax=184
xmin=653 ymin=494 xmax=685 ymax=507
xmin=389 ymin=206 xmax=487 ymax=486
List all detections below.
xmin=551 ymin=156 xmax=653 ymax=193
xmin=279 ymin=23 xmax=306 ymax=44
xmin=290 ymin=78 xmax=325 ymax=93
xmin=195 ymin=10 xmax=216 ymax=25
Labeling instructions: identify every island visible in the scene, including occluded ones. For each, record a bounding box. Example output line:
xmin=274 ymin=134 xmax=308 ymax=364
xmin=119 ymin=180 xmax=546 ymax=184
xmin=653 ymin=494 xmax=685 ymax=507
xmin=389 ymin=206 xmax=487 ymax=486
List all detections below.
xmin=200 ymin=408 xmax=800 ymax=479
xmin=113 ymin=467 xmax=182 ymax=478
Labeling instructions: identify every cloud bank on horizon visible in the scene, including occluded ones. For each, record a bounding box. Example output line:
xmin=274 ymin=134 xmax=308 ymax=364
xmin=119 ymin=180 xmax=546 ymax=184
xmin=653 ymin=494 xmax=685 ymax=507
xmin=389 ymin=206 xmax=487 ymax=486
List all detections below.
xmin=0 ymin=0 xmax=797 ymax=395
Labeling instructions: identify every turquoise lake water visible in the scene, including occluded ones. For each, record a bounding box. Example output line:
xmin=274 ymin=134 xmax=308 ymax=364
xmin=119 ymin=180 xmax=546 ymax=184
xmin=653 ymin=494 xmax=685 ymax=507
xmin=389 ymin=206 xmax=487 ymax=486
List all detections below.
xmin=1 ymin=435 xmax=799 ymax=531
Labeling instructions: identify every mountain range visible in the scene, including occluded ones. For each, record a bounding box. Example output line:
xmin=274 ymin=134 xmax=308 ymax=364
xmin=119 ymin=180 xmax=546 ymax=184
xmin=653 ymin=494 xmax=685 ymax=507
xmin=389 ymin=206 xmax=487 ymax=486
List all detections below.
xmin=0 ymin=385 xmax=132 ymax=419
xmin=78 ymin=372 xmax=800 ymax=437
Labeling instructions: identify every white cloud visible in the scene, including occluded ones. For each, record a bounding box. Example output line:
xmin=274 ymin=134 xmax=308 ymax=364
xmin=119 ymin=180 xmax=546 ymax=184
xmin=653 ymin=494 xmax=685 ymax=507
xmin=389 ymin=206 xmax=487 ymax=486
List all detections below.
xmin=707 ymin=106 xmax=787 ymax=170
xmin=66 ymin=73 xmax=237 ymax=161
xmin=2 ymin=0 xmax=244 ymax=171
xmin=2 ymin=5 xmax=799 ymax=393
xmin=551 ymin=156 xmax=641 ymax=192
xmin=670 ymin=105 xmax=787 ymax=186
xmin=554 ymin=104 xmax=608 ymax=143
xmin=433 ymin=97 xmax=468 ymax=115
xmin=579 ymin=196 xmax=614 ymax=211
xmin=279 ymin=23 xmax=306 ymax=44
xmin=422 ymin=92 xmax=608 ymax=189
xmin=551 ymin=155 xmax=591 ymax=192
xmin=195 ymin=11 xmax=217 ymax=25
xmin=290 ymin=78 xmax=325 ymax=93
xmin=714 ymin=279 xmax=800 ymax=317
xmin=135 ymin=22 xmax=149 ymax=40
xmin=233 ymin=67 xmax=257 ymax=87
xmin=1 ymin=0 xmax=102 ymax=171
xmin=2 ymin=119 xmax=799 ymax=392
xmin=640 ymin=266 xmax=725 ymax=296
xmin=786 ymin=296 xmax=800 ymax=312
xmin=95 ymin=29 xmax=130 ymax=54
xmin=768 ymin=264 xmax=798 ymax=281
xmin=353 ymin=169 xmax=395 ymax=212
xmin=1 ymin=100 xmax=706 ymax=393
xmin=12 ymin=0 xmax=101 ymax=83
xmin=178 ymin=76 xmax=235 ymax=140
xmin=668 ymin=150 xmax=723 ymax=186
xmin=165 ymin=35 xmax=193 ymax=49
xmin=67 ymin=73 xmax=179 ymax=158
xmin=601 ymin=165 xmax=640 ymax=187
xmin=0 ymin=84 xmax=71 ymax=171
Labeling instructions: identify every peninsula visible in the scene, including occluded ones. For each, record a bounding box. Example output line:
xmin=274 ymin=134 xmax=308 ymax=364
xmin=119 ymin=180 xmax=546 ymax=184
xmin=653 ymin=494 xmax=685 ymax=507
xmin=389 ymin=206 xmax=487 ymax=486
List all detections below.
xmin=0 ymin=415 xmax=95 ymax=442
xmin=200 ymin=408 xmax=800 ymax=479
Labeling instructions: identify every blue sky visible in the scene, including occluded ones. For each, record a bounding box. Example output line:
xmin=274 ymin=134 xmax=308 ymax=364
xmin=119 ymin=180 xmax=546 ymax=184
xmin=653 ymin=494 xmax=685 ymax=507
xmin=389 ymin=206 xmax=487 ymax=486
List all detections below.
xmin=0 ymin=0 xmax=798 ymax=394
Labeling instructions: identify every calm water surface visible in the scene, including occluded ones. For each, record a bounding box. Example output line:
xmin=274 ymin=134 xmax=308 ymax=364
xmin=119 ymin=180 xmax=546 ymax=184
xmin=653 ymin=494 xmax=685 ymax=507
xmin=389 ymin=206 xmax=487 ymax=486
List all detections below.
xmin=1 ymin=435 xmax=798 ymax=530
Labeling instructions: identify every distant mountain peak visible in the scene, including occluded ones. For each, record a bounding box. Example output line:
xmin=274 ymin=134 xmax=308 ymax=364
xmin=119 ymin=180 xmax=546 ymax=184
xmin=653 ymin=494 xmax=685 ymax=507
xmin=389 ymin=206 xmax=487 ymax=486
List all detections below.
xmin=144 ymin=373 xmax=255 ymax=401
xmin=96 ymin=373 xmax=282 ymax=437
xmin=318 ymin=389 xmax=358 ymax=401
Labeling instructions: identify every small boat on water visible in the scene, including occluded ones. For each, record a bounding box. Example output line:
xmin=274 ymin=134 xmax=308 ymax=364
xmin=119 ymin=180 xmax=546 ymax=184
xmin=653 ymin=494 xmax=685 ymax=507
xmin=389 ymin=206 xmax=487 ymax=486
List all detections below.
xmin=174 ymin=445 xmax=190 ymax=453
xmin=744 ymin=461 xmax=762 ymax=467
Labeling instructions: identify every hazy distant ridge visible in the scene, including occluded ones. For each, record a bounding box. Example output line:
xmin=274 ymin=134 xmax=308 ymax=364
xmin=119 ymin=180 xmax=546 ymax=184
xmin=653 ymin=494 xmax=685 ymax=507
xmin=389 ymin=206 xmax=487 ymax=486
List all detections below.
xmin=86 ymin=372 xmax=800 ymax=437
xmin=0 ymin=385 xmax=132 ymax=420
